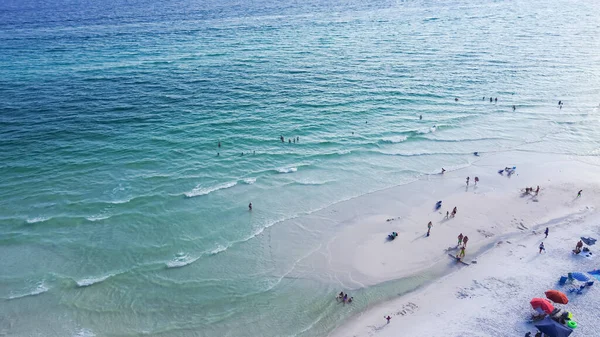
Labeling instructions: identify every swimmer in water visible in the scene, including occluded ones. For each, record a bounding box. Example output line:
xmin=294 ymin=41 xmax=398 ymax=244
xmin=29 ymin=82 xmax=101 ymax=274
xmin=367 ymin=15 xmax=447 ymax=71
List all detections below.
xmin=419 ymin=115 xmax=422 ymax=120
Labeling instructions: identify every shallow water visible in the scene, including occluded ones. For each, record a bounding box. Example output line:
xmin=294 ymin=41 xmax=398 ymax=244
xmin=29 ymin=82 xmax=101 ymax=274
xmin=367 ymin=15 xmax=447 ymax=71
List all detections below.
xmin=1 ymin=0 xmax=600 ymax=336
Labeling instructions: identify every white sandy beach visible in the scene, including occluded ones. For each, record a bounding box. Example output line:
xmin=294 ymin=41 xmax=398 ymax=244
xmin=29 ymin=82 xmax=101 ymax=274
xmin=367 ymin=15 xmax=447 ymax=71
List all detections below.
xmin=324 ymin=152 xmax=600 ymax=336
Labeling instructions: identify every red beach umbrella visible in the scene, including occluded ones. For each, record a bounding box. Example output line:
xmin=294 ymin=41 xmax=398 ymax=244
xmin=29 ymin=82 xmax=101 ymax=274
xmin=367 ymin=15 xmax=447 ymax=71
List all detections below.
xmin=545 ymin=290 xmax=569 ymax=304
xmin=530 ymin=298 xmax=555 ymax=315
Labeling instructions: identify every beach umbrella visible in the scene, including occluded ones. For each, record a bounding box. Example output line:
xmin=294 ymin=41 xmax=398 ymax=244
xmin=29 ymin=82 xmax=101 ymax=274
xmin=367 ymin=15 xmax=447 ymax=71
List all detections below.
xmin=580 ymin=237 xmax=596 ymax=246
xmin=570 ymin=272 xmax=589 ymax=282
xmin=534 ymin=317 xmax=573 ymax=337
xmin=530 ymin=298 xmax=554 ymax=315
xmin=545 ymin=290 xmax=568 ymax=304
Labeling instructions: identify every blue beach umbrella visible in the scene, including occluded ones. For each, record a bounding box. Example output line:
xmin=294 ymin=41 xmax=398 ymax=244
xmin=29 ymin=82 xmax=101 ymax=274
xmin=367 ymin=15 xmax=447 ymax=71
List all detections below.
xmin=570 ymin=272 xmax=589 ymax=282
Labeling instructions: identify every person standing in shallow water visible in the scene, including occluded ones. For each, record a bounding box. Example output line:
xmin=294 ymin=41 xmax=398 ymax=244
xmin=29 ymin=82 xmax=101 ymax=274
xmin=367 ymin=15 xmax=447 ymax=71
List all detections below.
xmin=248 ymin=202 xmax=252 ymax=211
xmin=419 ymin=115 xmax=422 ymax=120
xmin=490 ymin=97 xmax=493 ymax=103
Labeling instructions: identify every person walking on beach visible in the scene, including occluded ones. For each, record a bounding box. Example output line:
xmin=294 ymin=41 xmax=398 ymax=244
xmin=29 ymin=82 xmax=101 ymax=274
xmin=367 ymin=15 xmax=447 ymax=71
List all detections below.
xmin=466 ymin=177 xmax=470 ymax=186
xmin=544 ymin=227 xmax=549 ymax=238
xmin=441 ymin=168 xmax=446 ymax=174
xmin=474 ymin=177 xmax=479 ymax=186
xmin=452 ymin=207 xmax=457 ymax=217
xmin=446 ymin=210 xmax=449 ymax=219
xmin=248 ymin=202 xmax=252 ymax=211
xmin=427 ymin=221 xmax=432 ymax=237
xmin=385 ymin=315 xmax=391 ymax=324
xmin=463 ymin=235 xmax=469 ymax=248
xmin=457 ymin=246 xmax=466 ymax=259
xmin=458 ymin=233 xmax=464 ymax=246
xmin=536 ymin=186 xmax=540 ymax=194
xmin=577 ymin=190 xmax=582 ymax=197
xmin=539 ymin=242 xmax=545 ymax=253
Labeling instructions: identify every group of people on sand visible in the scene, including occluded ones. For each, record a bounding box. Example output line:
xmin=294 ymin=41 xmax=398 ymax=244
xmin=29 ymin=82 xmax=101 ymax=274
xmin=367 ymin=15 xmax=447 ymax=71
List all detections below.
xmin=524 ymin=186 xmax=540 ymax=195
xmin=466 ymin=176 xmax=479 ymax=186
xmin=445 ymin=206 xmax=458 ymax=219
xmin=456 ymin=233 xmax=469 ymax=259
xmin=280 ymin=135 xmax=300 ymax=144
xmin=337 ymin=291 xmax=353 ymax=304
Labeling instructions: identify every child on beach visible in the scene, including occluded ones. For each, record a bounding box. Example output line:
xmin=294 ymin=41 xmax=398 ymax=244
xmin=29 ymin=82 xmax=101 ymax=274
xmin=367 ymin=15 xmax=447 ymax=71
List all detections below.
xmin=427 ymin=221 xmax=432 ymax=236
xmin=385 ymin=316 xmax=391 ymax=324
xmin=539 ymin=242 xmax=545 ymax=253
xmin=463 ymin=236 xmax=469 ymax=248
xmin=458 ymin=233 xmax=464 ymax=246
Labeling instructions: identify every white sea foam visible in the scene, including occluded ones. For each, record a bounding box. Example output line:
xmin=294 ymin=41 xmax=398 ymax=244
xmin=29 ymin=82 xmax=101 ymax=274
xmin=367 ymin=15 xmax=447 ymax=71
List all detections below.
xmin=8 ymin=281 xmax=49 ymax=300
xmin=76 ymin=273 xmax=117 ymax=287
xmin=185 ymin=181 xmax=238 ymax=198
xmin=73 ymin=328 xmax=96 ymax=337
xmin=295 ymin=180 xmax=332 ymax=186
xmin=209 ymin=244 xmax=228 ymax=255
xmin=381 ymin=135 xmax=408 ymax=143
xmin=166 ymin=253 xmax=200 ymax=268
xmin=85 ymin=214 xmax=111 ymax=222
xmin=242 ymin=177 xmax=257 ymax=184
xmin=26 ymin=217 xmax=49 ymax=224
xmin=277 ymin=167 xmax=297 ymax=173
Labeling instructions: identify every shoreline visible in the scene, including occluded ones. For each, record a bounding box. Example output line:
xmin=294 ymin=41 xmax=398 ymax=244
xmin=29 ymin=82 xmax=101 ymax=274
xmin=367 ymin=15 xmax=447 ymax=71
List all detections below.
xmin=316 ymin=151 xmax=600 ymax=337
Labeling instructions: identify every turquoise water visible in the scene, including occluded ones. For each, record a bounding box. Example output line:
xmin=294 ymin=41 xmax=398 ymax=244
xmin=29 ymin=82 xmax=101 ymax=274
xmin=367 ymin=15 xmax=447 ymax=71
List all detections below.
xmin=1 ymin=0 xmax=600 ymax=335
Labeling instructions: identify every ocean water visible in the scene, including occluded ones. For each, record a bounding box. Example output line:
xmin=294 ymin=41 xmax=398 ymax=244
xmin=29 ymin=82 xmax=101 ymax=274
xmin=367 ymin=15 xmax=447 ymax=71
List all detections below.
xmin=1 ymin=0 xmax=600 ymax=335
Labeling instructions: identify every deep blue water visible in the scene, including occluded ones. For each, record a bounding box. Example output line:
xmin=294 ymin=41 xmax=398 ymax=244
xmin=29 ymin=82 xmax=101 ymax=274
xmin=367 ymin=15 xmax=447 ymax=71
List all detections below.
xmin=1 ymin=0 xmax=599 ymax=336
